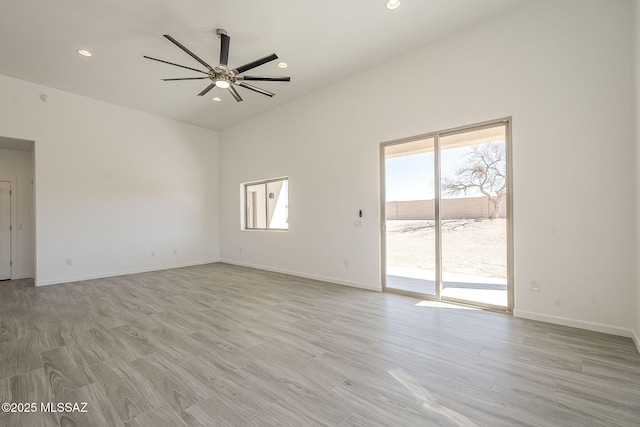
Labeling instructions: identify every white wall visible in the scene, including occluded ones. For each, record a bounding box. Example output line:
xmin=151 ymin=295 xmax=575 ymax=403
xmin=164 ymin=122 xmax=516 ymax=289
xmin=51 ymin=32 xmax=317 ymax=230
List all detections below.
xmin=220 ymin=0 xmax=636 ymax=336
xmin=0 ymin=74 xmax=220 ymax=285
xmin=632 ymin=0 xmax=640 ymax=349
xmin=0 ymin=148 xmax=33 ymax=278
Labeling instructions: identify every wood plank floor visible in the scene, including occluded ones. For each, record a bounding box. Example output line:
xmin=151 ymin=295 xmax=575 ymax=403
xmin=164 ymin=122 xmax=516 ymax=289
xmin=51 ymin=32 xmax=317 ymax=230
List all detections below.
xmin=1 ymin=263 xmax=639 ymax=426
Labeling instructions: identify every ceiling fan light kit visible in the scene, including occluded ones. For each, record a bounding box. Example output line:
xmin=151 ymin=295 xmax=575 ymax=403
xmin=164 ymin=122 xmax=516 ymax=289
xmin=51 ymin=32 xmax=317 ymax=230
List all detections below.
xmin=144 ymin=28 xmax=290 ymax=103
xmin=214 ymin=77 xmax=231 ymax=89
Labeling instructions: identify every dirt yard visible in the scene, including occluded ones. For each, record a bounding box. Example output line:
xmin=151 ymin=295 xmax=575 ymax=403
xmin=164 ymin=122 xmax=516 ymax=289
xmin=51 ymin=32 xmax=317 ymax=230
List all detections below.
xmin=385 ymin=219 xmax=507 ymax=279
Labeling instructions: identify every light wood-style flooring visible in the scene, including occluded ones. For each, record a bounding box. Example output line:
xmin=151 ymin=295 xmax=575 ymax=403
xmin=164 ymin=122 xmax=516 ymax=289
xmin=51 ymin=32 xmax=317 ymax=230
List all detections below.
xmin=1 ymin=263 xmax=639 ymax=426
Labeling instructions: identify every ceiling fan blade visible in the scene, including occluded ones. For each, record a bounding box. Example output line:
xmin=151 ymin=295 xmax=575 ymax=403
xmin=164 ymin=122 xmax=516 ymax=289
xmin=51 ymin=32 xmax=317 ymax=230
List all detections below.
xmin=228 ymin=86 xmax=243 ymax=102
xmin=233 ymin=54 xmax=278 ymax=74
xmin=220 ymin=33 xmax=230 ymax=66
xmin=143 ymin=56 xmax=208 ymax=75
xmin=162 ymin=77 xmax=209 ymax=81
xmin=239 ymin=83 xmax=274 ymax=97
xmin=198 ymin=83 xmax=216 ymax=96
xmin=240 ymin=76 xmax=291 ymax=82
xmin=163 ymin=34 xmax=214 ymax=71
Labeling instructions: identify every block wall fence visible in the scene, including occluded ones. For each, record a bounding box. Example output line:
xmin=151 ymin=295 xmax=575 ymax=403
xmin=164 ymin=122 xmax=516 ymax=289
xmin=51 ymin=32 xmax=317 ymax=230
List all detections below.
xmin=385 ymin=196 xmax=506 ymax=220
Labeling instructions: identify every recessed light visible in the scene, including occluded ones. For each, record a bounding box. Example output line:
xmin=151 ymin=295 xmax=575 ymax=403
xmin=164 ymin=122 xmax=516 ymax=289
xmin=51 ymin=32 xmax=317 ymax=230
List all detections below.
xmin=212 ymin=97 xmax=221 ymax=102
xmin=277 ymin=62 xmax=288 ymax=69
xmin=386 ymin=0 xmax=400 ymax=10
xmin=77 ymin=49 xmax=92 ymax=57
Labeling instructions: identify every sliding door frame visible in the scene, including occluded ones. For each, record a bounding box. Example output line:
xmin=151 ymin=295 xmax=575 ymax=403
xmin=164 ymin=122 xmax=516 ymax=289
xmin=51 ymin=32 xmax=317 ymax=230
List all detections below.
xmin=380 ymin=117 xmax=514 ymax=313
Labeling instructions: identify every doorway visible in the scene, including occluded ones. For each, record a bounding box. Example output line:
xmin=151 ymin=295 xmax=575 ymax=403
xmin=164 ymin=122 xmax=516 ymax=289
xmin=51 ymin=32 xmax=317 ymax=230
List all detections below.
xmin=381 ymin=119 xmax=513 ymax=311
xmin=0 ymin=136 xmax=35 ymax=282
xmin=0 ymin=181 xmax=11 ymax=280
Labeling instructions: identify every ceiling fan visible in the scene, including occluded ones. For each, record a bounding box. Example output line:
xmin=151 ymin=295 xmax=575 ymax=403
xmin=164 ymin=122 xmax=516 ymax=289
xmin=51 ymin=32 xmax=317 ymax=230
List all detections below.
xmin=143 ymin=29 xmax=290 ymax=102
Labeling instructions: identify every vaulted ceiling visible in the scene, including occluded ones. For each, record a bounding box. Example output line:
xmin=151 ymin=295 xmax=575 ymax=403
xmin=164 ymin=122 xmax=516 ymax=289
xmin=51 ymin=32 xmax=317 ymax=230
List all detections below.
xmin=0 ymin=0 xmax=530 ymax=131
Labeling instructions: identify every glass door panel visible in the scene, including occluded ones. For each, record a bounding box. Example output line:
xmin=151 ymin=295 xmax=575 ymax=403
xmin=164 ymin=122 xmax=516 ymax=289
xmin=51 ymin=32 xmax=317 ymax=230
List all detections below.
xmin=383 ymin=137 xmax=437 ymax=296
xmin=439 ymin=125 xmax=508 ymax=307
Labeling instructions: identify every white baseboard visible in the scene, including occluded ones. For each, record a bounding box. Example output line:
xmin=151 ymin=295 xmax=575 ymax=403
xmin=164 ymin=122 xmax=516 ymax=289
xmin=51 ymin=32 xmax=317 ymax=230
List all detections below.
xmin=12 ymin=274 xmax=33 ymax=280
xmin=633 ymin=330 xmax=640 ymax=354
xmin=514 ymin=309 xmax=636 ymax=339
xmin=221 ymin=259 xmax=381 ymax=292
xmin=34 ymin=259 xmax=220 ymax=287
xmin=35 ymin=258 xmax=381 ymax=292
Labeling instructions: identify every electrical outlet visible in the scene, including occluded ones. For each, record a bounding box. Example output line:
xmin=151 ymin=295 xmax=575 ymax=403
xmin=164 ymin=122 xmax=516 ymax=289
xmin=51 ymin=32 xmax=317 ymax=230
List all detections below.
xmin=173 ymin=249 xmax=177 ymax=255
xmin=151 ymin=251 xmax=155 ymax=257
xmin=344 ymin=259 xmax=349 ymax=268
xmin=530 ymin=280 xmax=540 ymax=292
xmin=65 ymin=259 xmax=72 ymax=266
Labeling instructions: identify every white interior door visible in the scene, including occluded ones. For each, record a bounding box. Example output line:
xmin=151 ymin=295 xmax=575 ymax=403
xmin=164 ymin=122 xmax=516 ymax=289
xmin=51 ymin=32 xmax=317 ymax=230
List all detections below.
xmin=0 ymin=181 xmax=11 ymax=280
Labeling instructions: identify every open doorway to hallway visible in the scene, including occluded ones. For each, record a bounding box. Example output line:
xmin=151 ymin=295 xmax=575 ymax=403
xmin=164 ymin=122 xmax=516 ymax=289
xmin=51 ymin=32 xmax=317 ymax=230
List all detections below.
xmin=0 ymin=136 xmax=35 ymax=281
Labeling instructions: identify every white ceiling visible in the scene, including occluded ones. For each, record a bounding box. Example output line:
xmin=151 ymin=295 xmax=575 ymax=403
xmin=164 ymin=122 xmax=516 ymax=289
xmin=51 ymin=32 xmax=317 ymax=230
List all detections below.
xmin=0 ymin=0 xmax=530 ymax=131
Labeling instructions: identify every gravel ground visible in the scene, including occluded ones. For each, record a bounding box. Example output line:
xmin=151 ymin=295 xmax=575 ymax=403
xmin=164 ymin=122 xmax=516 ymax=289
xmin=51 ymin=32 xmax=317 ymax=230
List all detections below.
xmin=385 ymin=219 xmax=507 ymax=279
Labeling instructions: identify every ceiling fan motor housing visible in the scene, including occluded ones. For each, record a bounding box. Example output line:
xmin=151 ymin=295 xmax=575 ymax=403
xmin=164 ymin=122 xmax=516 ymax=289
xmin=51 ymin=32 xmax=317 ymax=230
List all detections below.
xmin=211 ymin=65 xmax=235 ymax=86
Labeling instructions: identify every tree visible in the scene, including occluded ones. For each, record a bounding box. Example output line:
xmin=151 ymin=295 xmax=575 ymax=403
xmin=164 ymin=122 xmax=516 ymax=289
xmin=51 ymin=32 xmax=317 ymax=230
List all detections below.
xmin=442 ymin=141 xmax=506 ymax=220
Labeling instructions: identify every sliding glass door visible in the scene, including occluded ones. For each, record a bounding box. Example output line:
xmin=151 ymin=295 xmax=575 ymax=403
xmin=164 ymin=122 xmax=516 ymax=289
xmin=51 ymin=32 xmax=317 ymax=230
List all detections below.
xmin=381 ymin=119 xmax=512 ymax=310
xmin=383 ymin=137 xmax=437 ymax=297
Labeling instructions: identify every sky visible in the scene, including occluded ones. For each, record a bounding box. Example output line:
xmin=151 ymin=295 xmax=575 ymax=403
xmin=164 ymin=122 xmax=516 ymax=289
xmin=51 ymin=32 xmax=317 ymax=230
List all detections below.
xmin=385 ymin=146 xmax=473 ymax=201
xmin=385 ymin=141 xmax=504 ymax=201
